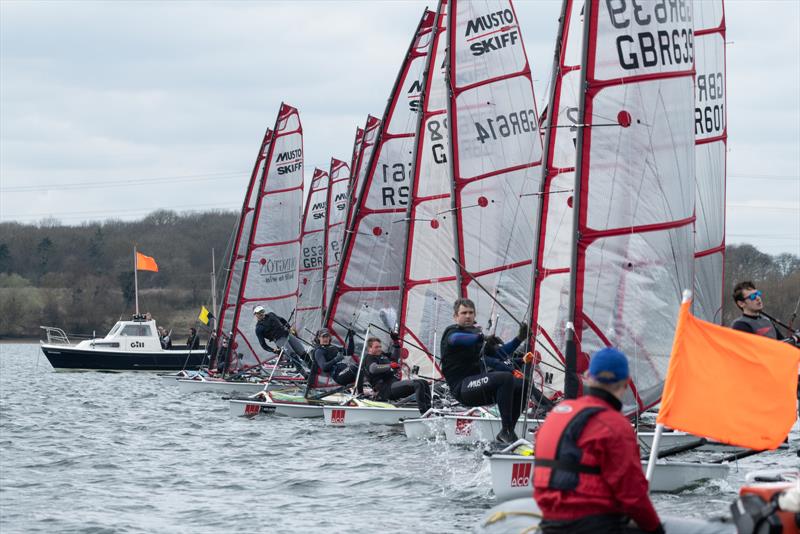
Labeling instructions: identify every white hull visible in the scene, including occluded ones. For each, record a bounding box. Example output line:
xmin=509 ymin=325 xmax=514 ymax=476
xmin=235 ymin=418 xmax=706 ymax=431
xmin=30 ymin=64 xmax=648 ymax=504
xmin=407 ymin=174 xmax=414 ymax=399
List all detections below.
xmin=322 ymin=405 xmax=421 ymax=426
xmin=488 ymin=454 xmax=730 ymax=501
xmin=229 ymin=399 xmax=323 ymax=418
xmin=442 ymin=415 xmax=544 ymax=444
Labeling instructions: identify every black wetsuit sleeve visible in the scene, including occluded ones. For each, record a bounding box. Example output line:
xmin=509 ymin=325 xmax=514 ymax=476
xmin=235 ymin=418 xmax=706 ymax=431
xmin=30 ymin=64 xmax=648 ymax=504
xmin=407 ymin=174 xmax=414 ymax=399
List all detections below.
xmin=315 ymin=347 xmax=341 ymax=373
xmin=484 ymin=354 xmax=514 ymax=373
xmin=347 ymin=333 xmax=355 ymax=356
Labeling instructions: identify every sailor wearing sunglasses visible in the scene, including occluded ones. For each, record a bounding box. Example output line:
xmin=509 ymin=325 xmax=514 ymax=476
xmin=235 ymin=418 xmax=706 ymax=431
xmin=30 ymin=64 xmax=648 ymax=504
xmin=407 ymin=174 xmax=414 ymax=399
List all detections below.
xmin=731 ymin=281 xmax=780 ymax=339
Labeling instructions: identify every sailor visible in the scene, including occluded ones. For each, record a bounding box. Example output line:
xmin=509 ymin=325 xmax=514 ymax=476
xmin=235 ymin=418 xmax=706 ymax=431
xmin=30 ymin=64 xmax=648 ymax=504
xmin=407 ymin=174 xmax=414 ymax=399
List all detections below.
xmin=311 ymin=328 xmax=359 ymax=387
xmin=440 ymin=298 xmax=530 ymax=444
xmin=730 ymin=281 xmax=782 ymax=339
xmin=533 ymin=347 xmax=664 ymax=534
xmin=158 ymin=326 xmax=172 ymax=350
xmin=483 ymin=335 xmax=555 ymax=416
xmin=186 ymin=327 xmax=200 ymax=350
xmin=253 ymin=306 xmax=309 ymax=377
xmin=363 ymin=333 xmax=431 ymax=415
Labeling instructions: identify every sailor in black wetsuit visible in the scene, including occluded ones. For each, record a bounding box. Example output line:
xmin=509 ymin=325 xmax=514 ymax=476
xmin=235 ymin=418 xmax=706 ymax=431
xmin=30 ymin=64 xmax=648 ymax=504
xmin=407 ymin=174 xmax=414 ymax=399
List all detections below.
xmin=440 ymin=298 xmax=529 ymax=444
xmin=312 ymin=328 xmax=359 ymax=387
xmin=730 ymin=281 xmax=785 ymax=339
xmin=484 ymin=335 xmax=555 ymax=416
xmin=363 ymin=333 xmax=431 ymax=415
xmin=253 ymin=306 xmax=309 ymax=377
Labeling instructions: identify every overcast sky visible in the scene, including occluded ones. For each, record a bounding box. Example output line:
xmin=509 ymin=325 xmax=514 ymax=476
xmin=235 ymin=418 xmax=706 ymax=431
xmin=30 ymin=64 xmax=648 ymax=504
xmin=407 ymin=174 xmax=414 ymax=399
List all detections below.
xmin=1 ymin=0 xmax=798 ymax=256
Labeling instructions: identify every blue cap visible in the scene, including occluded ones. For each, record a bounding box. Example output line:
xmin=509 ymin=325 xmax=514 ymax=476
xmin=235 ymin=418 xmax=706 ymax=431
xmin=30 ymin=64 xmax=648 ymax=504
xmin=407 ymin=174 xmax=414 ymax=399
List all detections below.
xmin=588 ymin=347 xmax=629 ymax=383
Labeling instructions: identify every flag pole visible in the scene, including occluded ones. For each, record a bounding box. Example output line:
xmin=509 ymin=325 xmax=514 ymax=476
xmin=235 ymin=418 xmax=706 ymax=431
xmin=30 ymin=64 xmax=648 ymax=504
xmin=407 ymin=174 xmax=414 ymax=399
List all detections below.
xmin=134 ymin=245 xmax=139 ymax=315
xmin=645 ymin=289 xmax=693 ymax=484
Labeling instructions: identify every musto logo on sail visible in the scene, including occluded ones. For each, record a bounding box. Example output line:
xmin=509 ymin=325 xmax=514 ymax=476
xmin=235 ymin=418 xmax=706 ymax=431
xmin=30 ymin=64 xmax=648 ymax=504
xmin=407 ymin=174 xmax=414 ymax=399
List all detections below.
xmin=465 ymin=9 xmax=519 ymax=57
xmin=275 ymin=149 xmax=302 ymax=175
xmin=258 ymin=256 xmax=297 ymax=283
xmin=607 ymin=0 xmax=693 ymax=71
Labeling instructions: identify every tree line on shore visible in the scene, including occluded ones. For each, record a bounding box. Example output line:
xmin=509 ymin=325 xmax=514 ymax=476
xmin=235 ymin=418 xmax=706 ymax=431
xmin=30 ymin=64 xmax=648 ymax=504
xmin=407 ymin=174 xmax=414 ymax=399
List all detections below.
xmin=0 ymin=210 xmax=797 ymax=340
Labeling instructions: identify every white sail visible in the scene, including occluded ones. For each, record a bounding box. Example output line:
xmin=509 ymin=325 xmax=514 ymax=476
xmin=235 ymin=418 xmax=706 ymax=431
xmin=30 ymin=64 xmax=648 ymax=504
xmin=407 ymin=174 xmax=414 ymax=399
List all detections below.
xmin=398 ymin=0 xmax=457 ymax=379
xmin=347 ymin=116 xmax=381 ymax=230
xmin=229 ymin=103 xmax=304 ymax=368
xmin=447 ymin=0 xmax=544 ymax=344
xmin=528 ymin=0 xmax=584 ymax=397
xmin=296 ymin=168 xmax=330 ymax=337
xmin=567 ymin=1 xmax=696 ymax=411
xmin=693 ymin=0 xmax=727 ymax=324
xmin=322 ymin=158 xmax=350 ymax=317
xmin=327 ymin=10 xmax=436 ymax=347
xmin=217 ymin=128 xmax=272 ymax=342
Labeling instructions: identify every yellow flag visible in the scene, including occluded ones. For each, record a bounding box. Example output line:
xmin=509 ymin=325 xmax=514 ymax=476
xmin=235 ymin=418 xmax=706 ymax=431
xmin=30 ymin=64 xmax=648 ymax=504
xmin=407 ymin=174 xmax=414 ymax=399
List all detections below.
xmin=198 ymin=306 xmax=210 ymax=325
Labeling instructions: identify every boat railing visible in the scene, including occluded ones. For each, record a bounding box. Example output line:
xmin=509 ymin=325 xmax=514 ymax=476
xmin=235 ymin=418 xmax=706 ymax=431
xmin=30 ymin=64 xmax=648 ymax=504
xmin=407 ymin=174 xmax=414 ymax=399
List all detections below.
xmin=40 ymin=326 xmax=71 ymax=345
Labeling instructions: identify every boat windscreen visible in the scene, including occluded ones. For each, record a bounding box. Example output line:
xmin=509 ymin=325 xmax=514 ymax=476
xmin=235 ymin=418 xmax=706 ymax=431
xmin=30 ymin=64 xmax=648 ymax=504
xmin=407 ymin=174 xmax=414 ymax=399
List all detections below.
xmin=106 ymin=322 xmax=123 ymax=337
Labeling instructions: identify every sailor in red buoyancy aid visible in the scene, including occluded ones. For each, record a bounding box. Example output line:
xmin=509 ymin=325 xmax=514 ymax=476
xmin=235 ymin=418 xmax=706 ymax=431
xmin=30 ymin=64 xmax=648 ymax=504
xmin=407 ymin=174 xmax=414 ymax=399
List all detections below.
xmin=533 ymin=347 xmax=664 ymax=534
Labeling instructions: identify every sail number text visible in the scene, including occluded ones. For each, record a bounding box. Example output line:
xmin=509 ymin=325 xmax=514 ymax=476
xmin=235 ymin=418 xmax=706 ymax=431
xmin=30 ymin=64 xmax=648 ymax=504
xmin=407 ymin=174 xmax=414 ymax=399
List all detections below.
xmin=474 ymin=109 xmax=536 ymax=144
xmin=695 ymin=72 xmax=724 ymax=135
xmin=380 ymin=163 xmax=411 ymax=207
xmin=606 ymin=0 xmax=694 ymax=71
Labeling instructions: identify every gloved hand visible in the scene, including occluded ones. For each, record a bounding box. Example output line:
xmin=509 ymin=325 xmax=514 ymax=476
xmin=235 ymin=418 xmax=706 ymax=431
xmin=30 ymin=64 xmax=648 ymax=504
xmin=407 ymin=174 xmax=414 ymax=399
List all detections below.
xmin=290 ymin=327 xmax=297 ymax=336
xmin=517 ymin=322 xmax=529 ymax=340
xmin=271 ymin=347 xmax=281 ymax=354
xmin=347 ymin=328 xmax=356 ymax=338
xmin=512 ymin=369 xmax=524 ymax=379
xmin=389 ymin=361 xmax=401 ymax=369
xmin=390 ymin=330 xmax=400 ymax=342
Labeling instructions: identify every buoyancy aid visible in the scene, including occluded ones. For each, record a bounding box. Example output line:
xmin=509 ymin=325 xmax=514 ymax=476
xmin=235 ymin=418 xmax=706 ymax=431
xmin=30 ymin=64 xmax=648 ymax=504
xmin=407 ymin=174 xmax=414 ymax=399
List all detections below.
xmin=533 ymin=400 xmax=606 ymax=493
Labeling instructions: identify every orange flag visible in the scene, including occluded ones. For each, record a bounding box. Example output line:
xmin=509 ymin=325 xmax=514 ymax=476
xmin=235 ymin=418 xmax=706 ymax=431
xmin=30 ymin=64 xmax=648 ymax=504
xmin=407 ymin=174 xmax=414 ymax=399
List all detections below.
xmin=136 ymin=252 xmax=159 ymax=272
xmin=657 ymin=300 xmax=800 ymax=450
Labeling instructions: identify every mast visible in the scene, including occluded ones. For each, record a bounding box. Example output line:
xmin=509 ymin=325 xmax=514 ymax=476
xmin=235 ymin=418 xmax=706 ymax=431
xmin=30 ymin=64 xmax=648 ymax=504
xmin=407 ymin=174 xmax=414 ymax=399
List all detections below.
xmin=216 ymin=128 xmax=273 ymax=340
xmin=528 ymin=0 xmax=583 ymax=398
xmin=565 ymin=0 xmax=696 ymax=410
xmin=228 ymin=103 xmax=304 ymax=371
xmin=692 ymin=0 xmax=727 ymax=324
xmin=446 ymin=0 xmax=544 ymax=343
xmin=295 ymin=168 xmax=330 ymax=335
xmin=397 ymin=0 xmax=456 ymax=378
xmin=326 ymin=10 xmax=436 ymax=346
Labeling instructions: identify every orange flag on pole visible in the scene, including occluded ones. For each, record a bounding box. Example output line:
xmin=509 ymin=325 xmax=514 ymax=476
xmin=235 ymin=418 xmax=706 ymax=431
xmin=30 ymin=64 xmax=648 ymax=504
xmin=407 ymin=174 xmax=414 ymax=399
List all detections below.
xmin=657 ymin=300 xmax=800 ymax=450
xmin=135 ymin=252 xmax=159 ymax=272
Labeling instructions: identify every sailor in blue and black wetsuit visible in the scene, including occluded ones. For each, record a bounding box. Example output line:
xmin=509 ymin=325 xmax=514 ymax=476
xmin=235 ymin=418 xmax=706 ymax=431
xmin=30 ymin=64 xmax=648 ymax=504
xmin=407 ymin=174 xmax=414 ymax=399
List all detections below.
xmin=440 ymin=298 xmax=529 ymax=444
xmin=363 ymin=333 xmax=431 ymax=415
xmin=312 ymin=328 xmax=359 ymax=387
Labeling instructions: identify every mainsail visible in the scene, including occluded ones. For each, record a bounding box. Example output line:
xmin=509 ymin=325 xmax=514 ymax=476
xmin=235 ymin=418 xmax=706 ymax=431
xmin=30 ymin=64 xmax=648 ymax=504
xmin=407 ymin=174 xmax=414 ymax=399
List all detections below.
xmin=528 ymin=0 xmax=584 ymax=397
xmin=397 ymin=0 xmax=456 ymax=378
xmin=692 ymin=0 xmax=727 ymax=324
xmin=447 ymin=0 xmax=544 ymax=344
xmin=322 ymin=158 xmax=350 ymax=317
xmin=565 ymin=1 xmax=696 ymax=411
xmin=296 ymin=168 xmax=330 ymax=336
xmin=347 ymin=116 xmax=381 ymax=230
xmin=216 ymin=128 xmax=273 ymax=347
xmin=228 ymin=103 xmax=304 ymax=369
xmin=327 ymin=10 xmax=436 ymax=346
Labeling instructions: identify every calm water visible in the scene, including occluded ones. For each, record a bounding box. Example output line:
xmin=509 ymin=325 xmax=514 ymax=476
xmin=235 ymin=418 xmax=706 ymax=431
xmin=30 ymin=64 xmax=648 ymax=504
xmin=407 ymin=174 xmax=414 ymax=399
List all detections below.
xmin=1 ymin=343 xmax=797 ymax=533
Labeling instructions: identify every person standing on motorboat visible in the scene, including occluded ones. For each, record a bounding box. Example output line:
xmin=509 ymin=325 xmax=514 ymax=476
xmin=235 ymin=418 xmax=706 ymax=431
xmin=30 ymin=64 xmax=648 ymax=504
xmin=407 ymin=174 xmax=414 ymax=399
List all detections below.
xmin=253 ymin=306 xmax=309 ymax=377
xmin=440 ymin=298 xmax=530 ymax=444
xmin=532 ymin=347 xmax=664 ymax=534
xmin=311 ymin=328 xmax=359 ymax=387
xmin=363 ymin=333 xmax=431 ymax=415
xmin=186 ymin=327 xmax=200 ymax=350
xmin=158 ymin=326 xmax=172 ymax=350
xmin=483 ymin=334 xmax=555 ymax=417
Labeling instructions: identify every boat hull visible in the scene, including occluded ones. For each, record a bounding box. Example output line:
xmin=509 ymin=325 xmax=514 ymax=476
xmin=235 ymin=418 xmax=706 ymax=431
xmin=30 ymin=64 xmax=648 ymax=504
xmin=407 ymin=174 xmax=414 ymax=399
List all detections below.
xmin=487 ymin=454 xmax=731 ymax=501
xmin=322 ymin=405 xmax=421 ymax=426
xmin=229 ymin=399 xmax=323 ymax=418
xmin=442 ymin=415 xmax=543 ymax=444
xmin=41 ymin=344 xmax=206 ymax=371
